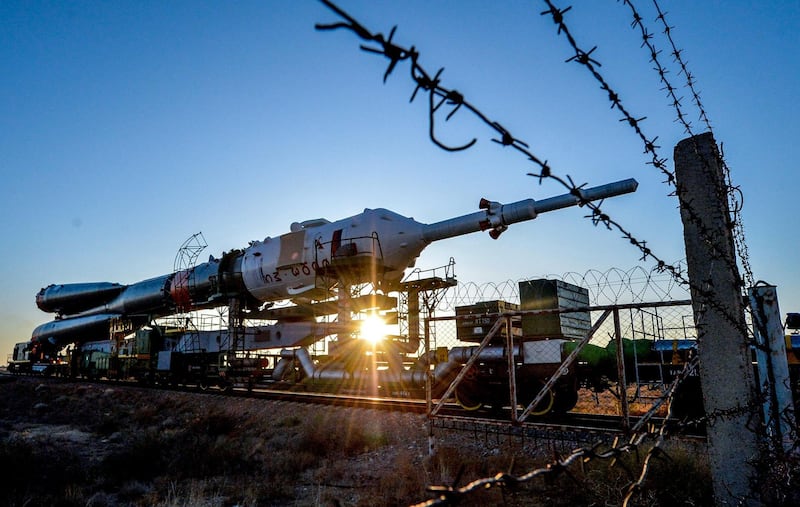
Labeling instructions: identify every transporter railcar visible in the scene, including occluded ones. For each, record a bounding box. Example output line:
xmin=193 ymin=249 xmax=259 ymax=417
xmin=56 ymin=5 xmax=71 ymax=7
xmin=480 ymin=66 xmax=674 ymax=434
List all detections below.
xmin=11 ymin=180 xmax=646 ymax=413
xmin=8 ymin=278 xmax=710 ymax=417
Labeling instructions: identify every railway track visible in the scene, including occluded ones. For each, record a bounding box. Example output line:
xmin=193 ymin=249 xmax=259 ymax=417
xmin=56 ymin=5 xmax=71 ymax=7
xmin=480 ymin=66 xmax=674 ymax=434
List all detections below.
xmin=234 ymin=384 xmax=707 ymax=441
xmin=1 ymin=371 xmax=705 ymax=443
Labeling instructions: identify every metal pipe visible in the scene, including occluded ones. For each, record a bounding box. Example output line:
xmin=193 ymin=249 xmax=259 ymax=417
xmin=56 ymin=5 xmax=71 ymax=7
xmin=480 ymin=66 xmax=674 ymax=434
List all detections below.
xmin=448 ymin=345 xmax=520 ymax=363
xmin=613 ymin=308 xmax=630 ymax=432
xmin=292 ymin=348 xmax=316 ymax=378
xmin=271 ymin=357 xmax=292 ymax=381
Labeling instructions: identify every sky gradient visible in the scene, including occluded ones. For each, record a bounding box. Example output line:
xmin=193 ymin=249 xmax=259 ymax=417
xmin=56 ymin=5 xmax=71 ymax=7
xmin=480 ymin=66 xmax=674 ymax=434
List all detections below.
xmin=2 ymin=0 xmax=798 ymax=359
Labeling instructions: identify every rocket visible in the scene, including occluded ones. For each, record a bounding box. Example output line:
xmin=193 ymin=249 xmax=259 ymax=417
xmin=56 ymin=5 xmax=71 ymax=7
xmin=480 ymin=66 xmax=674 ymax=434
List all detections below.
xmin=32 ymin=178 xmax=637 ymax=349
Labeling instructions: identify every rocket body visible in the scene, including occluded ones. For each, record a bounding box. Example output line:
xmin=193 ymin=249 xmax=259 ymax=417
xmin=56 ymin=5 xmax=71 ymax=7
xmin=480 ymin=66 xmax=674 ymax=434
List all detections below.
xmin=32 ymin=178 xmax=637 ymax=348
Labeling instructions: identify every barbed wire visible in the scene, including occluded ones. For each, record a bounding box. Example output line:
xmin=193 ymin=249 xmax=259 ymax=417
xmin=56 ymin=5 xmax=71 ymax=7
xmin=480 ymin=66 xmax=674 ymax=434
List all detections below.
xmin=545 ymin=0 xmax=749 ymax=289
xmin=315 ymin=0 xmax=686 ymax=279
xmin=413 ymin=356 xmax=710 ymax=506
xmin=415 ymin=352 xmax=771 ymax=506
xmin=441 ymin=262 xmax=690 ymax=312
xmin=539 ymin=0 xmax=753 ymax=339
xmin=316 ymin=0 xmax=752 ymax=341
xmin=616 ymin=0 xmax=754 ymax=298
xmin=646 ymin=0 xmax=754 ymax=288
xmin=616 ymin=0 xmax=752 ymax=288
xmin=538 ymin=1 xmax=672 ymax=184
xmin=313 ymin=3 xmax=764 ymax=503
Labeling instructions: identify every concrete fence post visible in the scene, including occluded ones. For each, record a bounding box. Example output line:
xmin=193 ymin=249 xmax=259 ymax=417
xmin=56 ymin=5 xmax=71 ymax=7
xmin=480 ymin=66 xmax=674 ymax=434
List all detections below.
xmin=674 ymin=132 xmax=762 ymax=506
xmin=749 ymin=283 xmax=796 ymax=453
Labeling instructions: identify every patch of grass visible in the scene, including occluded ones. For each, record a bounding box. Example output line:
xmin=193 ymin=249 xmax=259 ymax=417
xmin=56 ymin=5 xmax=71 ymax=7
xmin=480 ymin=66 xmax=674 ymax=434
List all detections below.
xmin=93 ymin=414 xmax=121 ymax=436
xmin=373 ymin=449 xmax=429 ymax=506
xmin=293 ymin=413 xmax=392 ymax=459
xmin=758 ymin=447 xmax=800 ymax=507
xmin=0 ymin=379 xmax=753 ymax=506
xmin=101 ymin=428 xmax=167 ymax=483
xmin=188 ymin=409 xmax=239 ymax=437
xmin=0 ymin=437 xmax=89 ymax=507
xmin=276 ymin=414 xmax=302 ymax=428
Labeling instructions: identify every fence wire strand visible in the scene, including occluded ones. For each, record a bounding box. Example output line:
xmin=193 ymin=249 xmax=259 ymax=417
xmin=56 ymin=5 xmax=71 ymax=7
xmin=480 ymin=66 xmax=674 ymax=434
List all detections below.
xmin=442 ymin=262 xmax=690 ymax=312
xmin=540 ymin=0 xmax=752 ymax=338
xmin=313 ymin=1 xmax=765 ymax=504
xmin=316 ymin=0 xmax=683 ymax=282
xmin=316 ymin=0 xmax=752 ymax=340
xmin=413 ymin=355 xmax=702 ymax=507
xmin=414 ymin=352 xmax=772 ymax=507
xmin=646 ymin=0 xmax=754 ymax=288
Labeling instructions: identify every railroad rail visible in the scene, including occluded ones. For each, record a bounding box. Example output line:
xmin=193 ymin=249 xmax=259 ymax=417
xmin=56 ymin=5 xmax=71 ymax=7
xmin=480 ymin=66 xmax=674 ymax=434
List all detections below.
xmin=0 ymin=371 xmax=705 ymax=443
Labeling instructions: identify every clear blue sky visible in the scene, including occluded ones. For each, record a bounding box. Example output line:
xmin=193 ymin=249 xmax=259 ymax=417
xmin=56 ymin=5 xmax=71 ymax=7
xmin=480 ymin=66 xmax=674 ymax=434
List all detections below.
xmin=1 ymin=0 xmax=798 ymax=359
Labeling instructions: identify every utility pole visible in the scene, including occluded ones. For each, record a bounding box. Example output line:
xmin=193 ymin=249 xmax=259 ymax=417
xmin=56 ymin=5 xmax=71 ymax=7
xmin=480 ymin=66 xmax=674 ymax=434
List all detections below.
xmin=674 ymin=132 xmax=762 ymax=506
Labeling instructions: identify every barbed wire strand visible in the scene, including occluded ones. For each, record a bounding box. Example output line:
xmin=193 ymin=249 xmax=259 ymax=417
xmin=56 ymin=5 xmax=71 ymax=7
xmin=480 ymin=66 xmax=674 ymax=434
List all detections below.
xmin=618 ymin=0 xmax=753 ymax=289
xmin=415 ymin=348 xmax=768 ymax=507
xmin=313 ymin=2 xmax=762 ymax=504
xmin=647 ymin=0 xmax=754 ymax=288
xmin=413 ymin=355 xmax=715 ymax=507
xmin=314 ymin=0 xmax=672 ymax=273
xmin=316 ymin=0 xmax=752 ymax=341
xmin=540 ymin=0 xmax=752 ymax=338
xmin=443 ymin=262 xmax=691 ymax=311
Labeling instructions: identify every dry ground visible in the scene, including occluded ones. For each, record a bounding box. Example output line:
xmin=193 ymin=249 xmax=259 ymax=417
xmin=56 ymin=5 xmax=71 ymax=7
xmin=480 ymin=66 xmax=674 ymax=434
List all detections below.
xmin=0 ymin=374 xmax=714 ymax=506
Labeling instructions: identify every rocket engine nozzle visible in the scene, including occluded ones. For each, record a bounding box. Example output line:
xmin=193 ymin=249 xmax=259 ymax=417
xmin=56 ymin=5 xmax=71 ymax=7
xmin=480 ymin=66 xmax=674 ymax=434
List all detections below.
xmin=488 ymin=226 xmax=507 ymax=239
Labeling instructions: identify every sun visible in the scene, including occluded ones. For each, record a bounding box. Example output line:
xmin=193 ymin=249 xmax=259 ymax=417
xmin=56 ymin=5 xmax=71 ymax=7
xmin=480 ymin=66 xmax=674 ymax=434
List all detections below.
xmin=359 ymin=314 xmax=387 ymax=345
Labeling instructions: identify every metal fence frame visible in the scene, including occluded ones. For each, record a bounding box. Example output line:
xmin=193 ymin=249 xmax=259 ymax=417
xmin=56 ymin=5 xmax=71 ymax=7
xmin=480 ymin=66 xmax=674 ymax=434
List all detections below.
xmin=424 ymin=299 xmax=693 ymax=429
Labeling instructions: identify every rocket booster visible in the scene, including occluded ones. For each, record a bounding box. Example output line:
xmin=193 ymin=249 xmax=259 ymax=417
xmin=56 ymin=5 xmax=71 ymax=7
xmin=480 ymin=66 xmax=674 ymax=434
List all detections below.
xmin=32 ymin=178 xmax=637 ymax=347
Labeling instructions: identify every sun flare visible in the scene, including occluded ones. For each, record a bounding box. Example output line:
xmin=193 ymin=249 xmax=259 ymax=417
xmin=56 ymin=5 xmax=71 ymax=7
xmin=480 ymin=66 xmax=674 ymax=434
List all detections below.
xmin=359 ymin=314 xmax=388 ymax=344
